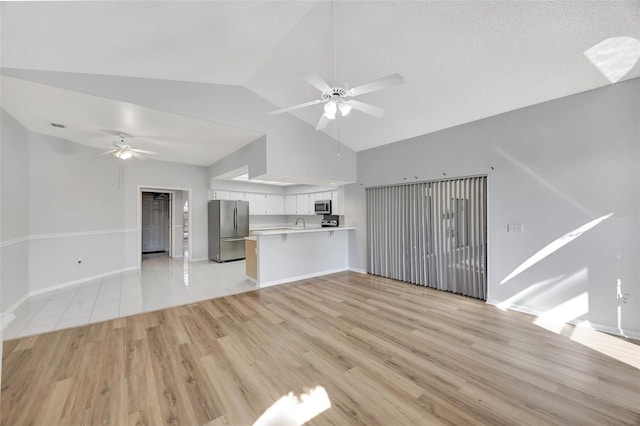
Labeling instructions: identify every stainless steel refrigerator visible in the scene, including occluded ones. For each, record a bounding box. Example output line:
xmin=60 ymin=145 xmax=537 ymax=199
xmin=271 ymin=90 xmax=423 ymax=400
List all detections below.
xmin=208 ymin=200 xmax=249 ymax=262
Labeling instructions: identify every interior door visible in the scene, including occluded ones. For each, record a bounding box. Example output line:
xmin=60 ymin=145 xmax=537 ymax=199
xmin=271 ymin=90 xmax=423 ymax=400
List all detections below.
xmin=142 ymin=193 xmax=169 ymax=253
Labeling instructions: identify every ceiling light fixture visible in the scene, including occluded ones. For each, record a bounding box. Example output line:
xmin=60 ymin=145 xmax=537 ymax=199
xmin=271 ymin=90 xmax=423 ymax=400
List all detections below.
xmin=337 ymin=101 xmax=352 ymax=117
xmin=269 ymin=1 xmax=403 ymax=131
xmin=100 ymin=137 xmax=158 ymax=160
xmin=115 ymin=146 xmax=133 ymax=160
xmin=323 ymin=101 xmax=337 ymax=119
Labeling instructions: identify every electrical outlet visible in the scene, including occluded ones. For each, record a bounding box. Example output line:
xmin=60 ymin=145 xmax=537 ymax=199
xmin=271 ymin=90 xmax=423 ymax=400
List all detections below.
xmin=507 ymin=223 xmax=524 ymax=233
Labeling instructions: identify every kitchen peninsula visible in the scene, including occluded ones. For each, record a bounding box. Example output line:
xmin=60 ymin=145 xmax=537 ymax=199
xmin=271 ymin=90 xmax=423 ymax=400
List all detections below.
xmin=246 ymin=227 xmax=355 ymax=287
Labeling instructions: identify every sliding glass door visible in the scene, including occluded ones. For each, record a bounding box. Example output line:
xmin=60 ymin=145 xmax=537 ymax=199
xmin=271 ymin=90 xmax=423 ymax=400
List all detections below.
xmin=366 ymin=176 xmax=487 ymax=300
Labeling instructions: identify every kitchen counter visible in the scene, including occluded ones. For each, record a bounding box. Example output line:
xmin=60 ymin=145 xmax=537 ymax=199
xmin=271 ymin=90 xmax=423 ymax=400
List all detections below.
xmin=251 ymin=226 xmax=355 ymax=236
xmin=248 ymin=226 xmax=355 ymax=287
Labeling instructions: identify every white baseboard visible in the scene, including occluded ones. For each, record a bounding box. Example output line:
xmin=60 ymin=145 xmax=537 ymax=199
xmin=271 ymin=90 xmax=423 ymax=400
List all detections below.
xmin=348 ymin=267 xmax=367 ymax=274
xmin=486 ymin=299 xmax=541 ymax=316
xmin=259 ymin=267 xmax=349 ymax=288
xmin=1 ymin=312 xmax=16 ymax=332
xmin=575 ymin=320 xmax=640 ymax=341
xmin=486 ymin=299 xmax=640 ymax=340
xmin=6 ymin=293 xmax=30 ymax=313
xmin=29 ymin=267 xmax=139 ymax=297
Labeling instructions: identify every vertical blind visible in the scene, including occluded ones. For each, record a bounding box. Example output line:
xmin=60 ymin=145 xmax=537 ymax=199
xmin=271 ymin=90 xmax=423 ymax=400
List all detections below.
xmin=366 ymin=176 xmax=487 ymax=300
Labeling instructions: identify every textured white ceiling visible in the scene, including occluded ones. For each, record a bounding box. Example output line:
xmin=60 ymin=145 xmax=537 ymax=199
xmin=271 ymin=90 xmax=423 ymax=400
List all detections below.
xmin=2 ymin=1 xmax=639 ymax=156
xmin=1 ymin=76 xmax=263 ymax=166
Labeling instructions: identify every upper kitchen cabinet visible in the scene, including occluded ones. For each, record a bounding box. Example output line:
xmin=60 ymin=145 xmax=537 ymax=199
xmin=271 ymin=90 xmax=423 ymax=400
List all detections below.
xmin=331 ymin=190 xmax=343 ymax=215
xmin=254 ymin=194 xmax=268 ymax=215
xmin=209 ymin=190 xmax=244 ymax=201
xmin=296 ymin=194 xmax=310 ymax=215
xmin=209 ymin=189 xmax=229 ymax=200
xmin=285 ymin=195 xmax=297 ymax=215
xmin=267 ymin=194 xmax=285 ymax=215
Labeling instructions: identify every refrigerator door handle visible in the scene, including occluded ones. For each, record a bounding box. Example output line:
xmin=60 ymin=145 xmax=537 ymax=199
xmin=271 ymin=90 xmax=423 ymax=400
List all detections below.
xmin=234 ymin=206 xmax=237 ymax=231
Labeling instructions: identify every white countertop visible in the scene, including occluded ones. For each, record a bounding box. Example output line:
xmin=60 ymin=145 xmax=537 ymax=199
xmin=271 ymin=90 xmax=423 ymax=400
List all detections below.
xmin=251 ymin=226 xmax=355 ymax=236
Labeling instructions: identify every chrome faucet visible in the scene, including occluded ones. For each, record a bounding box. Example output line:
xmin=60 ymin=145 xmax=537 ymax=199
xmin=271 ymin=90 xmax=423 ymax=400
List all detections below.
xmin=295 ymin=217 xmax=306 ymax=229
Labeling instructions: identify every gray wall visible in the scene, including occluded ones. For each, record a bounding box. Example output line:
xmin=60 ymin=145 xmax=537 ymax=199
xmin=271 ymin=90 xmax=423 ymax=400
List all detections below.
xmin=356 ymin=78 xmax=640 ymax=335
xmin=1 ymin=109 xmax=30 ymax=311
xmin=343 ymin=183 xmax=366 ymax=272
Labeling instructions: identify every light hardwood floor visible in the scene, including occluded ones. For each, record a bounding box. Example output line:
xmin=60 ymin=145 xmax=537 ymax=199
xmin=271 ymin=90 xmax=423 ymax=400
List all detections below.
xmin=2 ymin=272 xmax=639 ymax=425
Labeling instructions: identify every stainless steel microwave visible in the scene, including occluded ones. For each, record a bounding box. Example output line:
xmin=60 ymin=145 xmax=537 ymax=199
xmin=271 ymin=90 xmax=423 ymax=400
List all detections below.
xmin=314 ymin=199 xmax=332 ymax=215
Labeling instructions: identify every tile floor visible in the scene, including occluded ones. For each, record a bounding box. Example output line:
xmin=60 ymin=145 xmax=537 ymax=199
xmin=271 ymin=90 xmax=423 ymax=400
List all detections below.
xmin=3 ymin=253 xmax=258 ymax=340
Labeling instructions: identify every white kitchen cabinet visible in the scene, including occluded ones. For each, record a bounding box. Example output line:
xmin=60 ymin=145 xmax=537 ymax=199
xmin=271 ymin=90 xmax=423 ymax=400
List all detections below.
xmin=244 ymin=193 xmax=256 ymax=214
xmin=308 ymin=192 xmax=318 ymax=213
xmin=331 ymin=190 xmax=342 ymax=215
xmin=253 ymin=193 xmax=267 ymax=215
xmin=210 ymin=190 xmax=230 ymax=200
xmin=245 ymin=193 xmax=268 ymax=215
xmin=296 ymin=194 xmax=310 ymax=215
xmin=266 ymin=194 xmax=285 ymax=215
xmin=285 ymin=195 xmax=297 ymax=215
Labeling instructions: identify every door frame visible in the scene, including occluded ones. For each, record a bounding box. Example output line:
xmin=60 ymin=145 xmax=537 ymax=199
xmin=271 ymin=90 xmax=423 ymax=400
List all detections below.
xmin=137 ymin=185 xmax=193 ymax=268
xmin=141 ymin=191 xmax=172 ymax=255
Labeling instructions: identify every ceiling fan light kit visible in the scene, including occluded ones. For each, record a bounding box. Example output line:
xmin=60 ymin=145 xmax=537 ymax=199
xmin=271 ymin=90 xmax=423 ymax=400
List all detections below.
xmin=114 ymin=146 xmax=133 ymax=160
xmin=100 ymin=137 xmax=159 ymax=160
xmin=270 ymin=71 xmax=404 ymax=130
xmin=323 ymin=100 xmax=338 ymax=119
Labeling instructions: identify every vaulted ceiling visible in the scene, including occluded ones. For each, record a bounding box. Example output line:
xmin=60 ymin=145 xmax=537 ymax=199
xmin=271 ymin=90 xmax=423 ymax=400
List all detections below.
xmin=2 ymin=1 xmax=639 ymax=164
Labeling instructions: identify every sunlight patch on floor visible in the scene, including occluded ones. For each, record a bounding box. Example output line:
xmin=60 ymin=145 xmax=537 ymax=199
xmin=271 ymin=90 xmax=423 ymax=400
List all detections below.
xmin=253 ymin=386 xmax=331 ymax=426
xmin=570 ymin=324 xmax=640 ymax=369
xmin=532 ymin=292 xmax=588 ymax=335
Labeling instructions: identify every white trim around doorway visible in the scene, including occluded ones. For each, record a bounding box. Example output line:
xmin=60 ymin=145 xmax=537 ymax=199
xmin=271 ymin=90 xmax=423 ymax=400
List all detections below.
xmin=137 ymin=185 xmax=193 ymax=268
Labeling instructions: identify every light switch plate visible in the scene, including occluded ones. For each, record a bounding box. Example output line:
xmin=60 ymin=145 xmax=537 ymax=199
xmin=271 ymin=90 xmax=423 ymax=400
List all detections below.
xmin=507 ymin=223 xmax=524 ymax=233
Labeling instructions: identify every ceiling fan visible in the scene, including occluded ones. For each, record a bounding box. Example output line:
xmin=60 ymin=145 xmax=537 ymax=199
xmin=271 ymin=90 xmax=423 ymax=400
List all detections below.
xmin=269 ymin=71 xmax=404 ymax=130
xmin=100 ymin=136 xmax=159 ymax=160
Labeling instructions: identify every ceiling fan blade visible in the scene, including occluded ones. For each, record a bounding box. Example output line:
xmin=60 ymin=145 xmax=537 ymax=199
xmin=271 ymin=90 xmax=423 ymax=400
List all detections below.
xmin=269 ymin=99 xmax=326 ymax=115
xmin=131 ymin=151 xmax=145 ymax=159
xmin=348 ymin=73 xmax=404 ymax=97
xmin=99 ymin=150 xmax=117 ymax=156
xmin=316 ymin=114 xmax=329 ymax=130
xmin=345 ymin=100 xmax=386 ymax=118
xmin=298 ymin=71 xmax=333 ymax=93
xmin=131 ymin=148 xmax=159 ymax=155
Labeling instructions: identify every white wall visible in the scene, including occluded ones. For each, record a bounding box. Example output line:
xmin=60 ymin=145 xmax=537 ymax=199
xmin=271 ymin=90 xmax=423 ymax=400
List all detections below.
xmin=27 ymin=132 xmax=126 ymax=292
xmin=1 ymin=109 xmax=30 ymax=311
xmin=343 ymin=183 xmax=366 ymax=273
xmin=2 ymin=69 xmax=358 ymax=185
xmin=20 ymin=131 xmax=210 ymax=292
xmin=123 ymin=159 xmax=210 ymax=264
xmin=356 ymin=78 xmax=640 ymax=335
xmin=0 ymin=108 xmax=30 ymax=395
